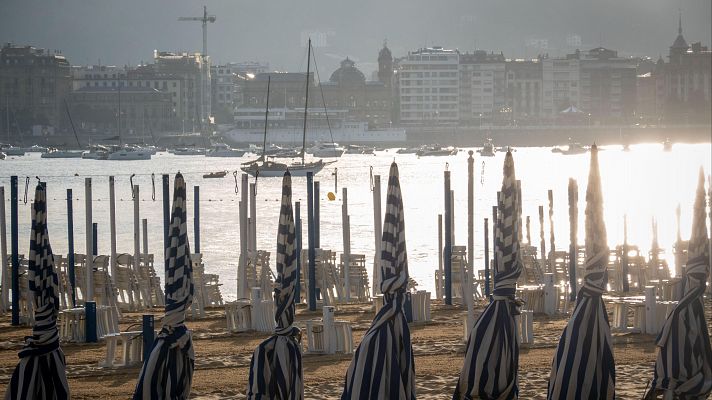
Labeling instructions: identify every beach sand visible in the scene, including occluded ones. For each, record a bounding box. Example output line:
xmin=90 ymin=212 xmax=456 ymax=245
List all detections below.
xmin=1 ymin=299 xmax=709 ymax=399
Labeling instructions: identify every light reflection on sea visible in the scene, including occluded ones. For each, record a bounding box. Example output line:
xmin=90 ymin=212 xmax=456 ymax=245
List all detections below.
xmin=1 ymin=142 xmax=710 ymax=300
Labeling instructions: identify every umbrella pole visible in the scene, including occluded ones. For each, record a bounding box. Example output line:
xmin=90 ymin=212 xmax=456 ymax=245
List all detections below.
xmin=10 ymin=176 xmax=18 ymax=326
xmin=307 ymin=172 xmax=317 ymax=311
xmin=162 ymin=174 xmax=170 ymax=277
xmin=93 ymin=223 xmax=98 ymax=256
xmin=110 ymin=177 xmax=118 ymax=283
xmin=372 ymin=175 xmax=382 ymax=298
xmin=0 ymin=187 xmax=7 ymax=313
xmin=444 ymin=170 xmax=452 ymax=306
xmin=67 ymin=189 xmax=76 ymax=307
xmin=85 ymin=178 xmax=94 ymax=302
xmin=467 ymin=151 xmax=475 ymax=329
xmin=194 ymin=186 xmax=200 ymax=254
xmin=568 ymin=179 xmax=578 ymax=302
xmin=295 ymin=201 xmax=302 ymax=303
xmin=342 ymin=187 xmax=350 ymax=302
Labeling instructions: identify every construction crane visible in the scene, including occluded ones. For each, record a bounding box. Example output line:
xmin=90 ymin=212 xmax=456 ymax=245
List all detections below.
xmin=178 ymin=5 xmax=216 ymax=57
xmin=178 ymin=5 xmax=216 ymax=131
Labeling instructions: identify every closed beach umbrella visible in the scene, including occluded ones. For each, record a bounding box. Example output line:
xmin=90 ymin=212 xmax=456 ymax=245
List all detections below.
xmin=342 ymin=162 xmax=415 ymax=400
xmin=133 ymin=173 xmax=194 ymax=400
xmin=5 ymin=183 xmax=70 ymax=400
xmin=645 ymin=168 xmax=712 ymax=399
xmin=547 ymin=144 xmax=615 ymax=399
xmin=453 ymin=151 xmax=523 ymax=400
xmin=247 ymin=171 xmax=303 ymax=399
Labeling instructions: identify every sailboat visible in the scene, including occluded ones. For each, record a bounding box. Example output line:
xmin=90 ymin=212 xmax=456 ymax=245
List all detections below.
xmin=41 ymin=101 xmax=84 ymax=158
xmin=241 ymin=40 xmax=334 ymax=177
xmin=106 ymin=85 xmax=152 ymax=160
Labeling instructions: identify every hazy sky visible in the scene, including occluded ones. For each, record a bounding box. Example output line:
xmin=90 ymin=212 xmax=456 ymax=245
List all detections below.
xmin=1 ymin=0 xmax=710 ymax=77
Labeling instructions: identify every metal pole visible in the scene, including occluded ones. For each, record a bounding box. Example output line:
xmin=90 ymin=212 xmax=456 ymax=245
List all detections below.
xmin=249 ymin=182 xmax=257 ymax=273
xmin=0 ymin=187 xmax=7 ymax=312
xmin=67 ymin=189 xmax=76 ymax=307
xmin=194 ymin=186 xmax=200 ymax=254
xmin=133 ymin=185 xmax=140 ymax=277
xmin=92 ymin=223 xmax=98 ymax=256
xmin=295 ymin=201 xmax=302 ymax=304
xmin=162 ymin=174 xmax=170 ymax=276
xmin=10 ymin=176 xmax=18 ymax=325
xmin=85 ymin=178 xmax=94 ymax=302
xmin=526 ymin=216 xmax=531 ymax=245
xmin=372 ymin=175 xmax=382 ymax=297
xmin=314 ymin=181 xmax=320 ymax=249
xmin=484 ymin=218 xmax=490 ymax=297
xmin=622 ymin=214 xmax=630 ymax=292
xmin=492 ymin=204 xmax=498 ymax=294
xmin=568 ymin=178 xmax=578 ymax=301
xmin=444 ymin=170 xmax=452 ymax=305
xmin=342 ymin=187 xmax=350 ymax=302
xmin=142 ymin=314 xmax=155 ymax=361
xmin=438 ymin=214 xmax=443 ymax=300
xmin=467 ymin=151 xmax=475 ymax=326
xmin=109 ymin=177 xmax=117 ymax=280
xmin=307 ymin=172 xmax=317 ymax=311
xmin=548 ymin=189 xmax=555 ymax=272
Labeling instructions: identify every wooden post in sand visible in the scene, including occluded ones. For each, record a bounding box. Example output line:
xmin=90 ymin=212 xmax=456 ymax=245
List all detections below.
xmin=10 ymin=176 xmax=18 ymax=325
xmin=484 ymin=217 xmax=490 ymax=297
xmin=539 ymin=205 xmax=546 ymax=272
xmin=568 ymin=179 xmax=578 ymax=301
xmin=621 ymin=214 xmax=630 ymax=292
xmin=342 ymin=187 xmax=351 ymax=302
xmin=307 ymin=172 xmax=317 ymax=311
xmin=132 ymin=184 xmax=139 ymax=284
xmin=194 ymin=186 xmax=200 ymax=254
xmin=674 ymin=204 xmax=682 ymax=278
xmin=444 ymin=170 xmax=452 ymax=306
xmin=67 ymin=189 xmax=76 ymax=307
xmin=295 ymin=202 xmax=302 ymax=303
xmin=372 ymin=175 xmax=382 ymax=297
xmin=109 ymin=177 xmax=118 ymax=281
xmin=548 ymin=189 xmax=555 ymax=272
xmin=142 ymin=219 xmax=149 ymax=257
xmin=250 ymin=183 xmax=257 ymax=272
xmin=314 ymin=181 xmax=320 ymax=249
xmin=467 ymin=151 xmax=475 ymax=328
xmin=162 ymin=174 xmax=170 ymax=276
xmin=438 ymin=215 xmax=443 ymax=300
xmin=526 ymin=216 xmax=531 ymax=245
xmin=92 ymin=223 xmax=98 ymax=256
xmin=238 ymin=174 xmax=248 ymax=299
xmin=0 ymin=187 xmax=8 ymax=312
xmin=86 ymin=178 xmax=95 ymax=302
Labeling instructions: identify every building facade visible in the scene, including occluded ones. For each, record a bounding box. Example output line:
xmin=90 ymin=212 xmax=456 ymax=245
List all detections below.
xmin=505 ymin=59 xmax=543 ymax=122
xmin=0 ymin=44 xmax=72 ymax=137
xmin=459 ymin=51 xmax=507 ymax=124
xmin=398 ymin=47 xmax=460 ymax=124
xmin=542 ymin=55 xmax=580 ymax=118
xmin=577 ymin=48 xmax=637 ymax=123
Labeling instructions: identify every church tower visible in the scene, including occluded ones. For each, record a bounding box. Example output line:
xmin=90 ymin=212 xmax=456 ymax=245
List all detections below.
xmin=378 ymin=40 xmax=393 ymax=88
xmin=669 ymin=10 xmax=689 ymax=64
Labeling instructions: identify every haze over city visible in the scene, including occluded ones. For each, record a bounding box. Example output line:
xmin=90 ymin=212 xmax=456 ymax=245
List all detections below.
xmin=1 ymin=0 xmax=710 ymax=75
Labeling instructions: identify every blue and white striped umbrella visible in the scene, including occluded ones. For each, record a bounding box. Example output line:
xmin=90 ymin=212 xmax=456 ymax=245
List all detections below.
xmin=645 ymin=168 xmax=712 ymax=399
xmin=453 ymin=151 xmax=523 ymax=400
xmin=133 ymin=173 xmax=194 ymax=400
xmin=247 ymin=171 xmax=303 ymax=399
xmin=548 ymin=144 xmax=615 ymax=399
xmin=342 ymin=162 xmax=415 ymax=400
xmin=5 ymin=183 xmax=70 ymax=400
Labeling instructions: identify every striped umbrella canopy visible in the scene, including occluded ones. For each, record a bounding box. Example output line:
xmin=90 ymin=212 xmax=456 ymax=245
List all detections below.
xmin=6 ymin=183 xmax=70 ymax=400
xmin=548 ymin=144 xmax=615 ymax=399
xmin=645 ymin=168 xmax=712 ymax=399
xmin=133 ymin=173 xmax=194 ymax=400
xmin=342 ymin=162 xmax=415 ymax=400
xmin=453 ymin=151 xmax=523 ymax=400
xmin=247 ymin=171 xmax=303 ymax=399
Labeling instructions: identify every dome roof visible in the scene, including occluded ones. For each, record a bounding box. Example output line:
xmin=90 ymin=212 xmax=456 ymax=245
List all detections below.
xmin=329 ymin=57 xmax=365 ymax=84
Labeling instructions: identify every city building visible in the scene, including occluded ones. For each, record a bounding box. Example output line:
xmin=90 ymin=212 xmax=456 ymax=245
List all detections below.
xmin=459 ymin=51 xmax=507 ymax=124
xmin=398 ymin=47 xmax=460 ymax=124
xmin=211 ymin=64 xmax=237 ymax=123
xmin=505 ymin=59 xmax=543 ymax=122
xmin=0 ymin=43 xmax=72 ymax=137
xmin=542 ymin=55 xmax=580 ymax=118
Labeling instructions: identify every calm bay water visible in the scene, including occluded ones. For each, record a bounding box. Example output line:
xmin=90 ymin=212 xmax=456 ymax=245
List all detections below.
xmin=1 ymin=142 xmax=710 ymax=300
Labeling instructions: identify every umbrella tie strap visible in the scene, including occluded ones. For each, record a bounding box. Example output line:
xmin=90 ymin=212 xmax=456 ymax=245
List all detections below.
xmin=19 ymin=334 xmax=60 ymax=358
xmin=491 ymin=294 xmax=524 ymax=315
xmin=275 ymin=326 xmax=302 ymax=342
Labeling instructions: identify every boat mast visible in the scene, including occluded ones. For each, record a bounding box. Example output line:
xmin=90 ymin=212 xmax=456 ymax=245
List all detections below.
xmin=301 ymin=38 xmax=311 ymax=165
xmin=261 ymin=75 xmax=271 ymax=161
xmin=118 ymin=83 xmax=122 ymax=146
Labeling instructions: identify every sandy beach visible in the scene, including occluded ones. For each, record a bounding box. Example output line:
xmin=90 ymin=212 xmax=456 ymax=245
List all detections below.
xmin=2 ymin=297 xmax=706 ymax=399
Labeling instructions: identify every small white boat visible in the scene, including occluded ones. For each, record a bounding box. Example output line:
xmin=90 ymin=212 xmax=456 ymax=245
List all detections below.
xmin=82 ymin=145 xmax=110 ymax=160
xmin=206 ymin=143 xmax=246 ymax=157
xmin=107 ymin=146 xmax=152 ymax=160
xmin=241 ymin=159 xmax=334 ymax=177
xmin=417 ymin=145 xmax=457 ymax=157
xmin=171 ymin=147 xmax=206 ymax=156
xmin=478 ymin=139 xmax=496 ymax=157
xmin=1 ymin=145 xmax=25 ymax=156
xmin=307 ymin=142 xmax=344 ymax=158
xmin=41 ymin=148 xmax=84 ymax=158
xmin=396 ymin=147 xmax=420 ymax=154
xmin=203 ymin=171 xmax=228 ymax=179
xmin=344 ymin=144 xmax=375 ymax=154
xmin=25 ymin=145 xmax=48 ymax=153
xmin=552 ymin=140 xmax=588 ymax=155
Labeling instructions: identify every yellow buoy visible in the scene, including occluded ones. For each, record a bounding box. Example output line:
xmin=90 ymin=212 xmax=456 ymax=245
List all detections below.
xmin=327 ymin=192 xmax=336 ymax=201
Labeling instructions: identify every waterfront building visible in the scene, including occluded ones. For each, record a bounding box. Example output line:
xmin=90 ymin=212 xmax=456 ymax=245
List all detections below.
xmin=0 ymin=43 xmax=72 ymax=138
xmin=577 ymin=47 xmax=638 ymax=123
xmin=542 ymin=54 xmax=580 ymax=118
xmin=459 ymin=51 xmax=507 ymax=124
xmin=505 ymin=59 xmax=543 ymax=122
xmin=398 ymin=47 xmax=460 ymax=124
